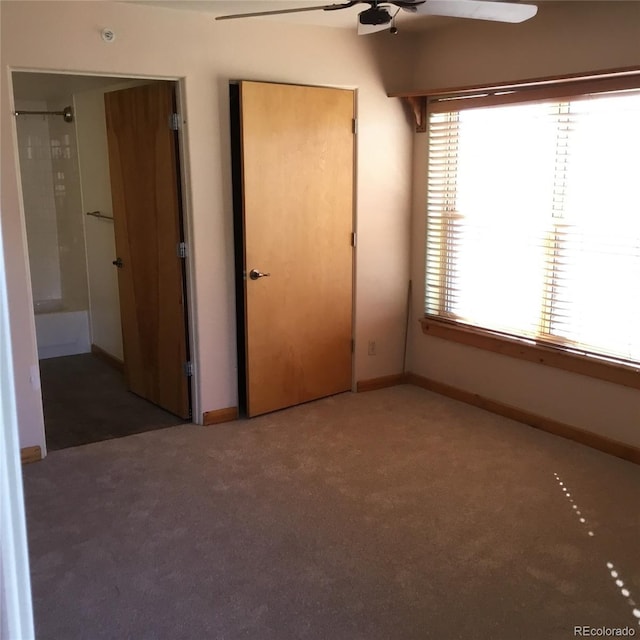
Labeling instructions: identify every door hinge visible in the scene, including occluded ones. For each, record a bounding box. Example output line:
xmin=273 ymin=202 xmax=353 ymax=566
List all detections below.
xmin=169 ymin=113 xmax=180 ymax=131
xmin=183 ymin=361 xmax=194 ymax=377
xmin=177 ymin=241 xmax=187 ymax=258
xmin=351 ymin=232 xmax=357 ymax=247
xmin=352 ymin=118 xmax=357 ymax=135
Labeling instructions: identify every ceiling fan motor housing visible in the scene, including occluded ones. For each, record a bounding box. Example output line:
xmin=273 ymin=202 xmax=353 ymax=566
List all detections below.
xmin=359 ymin=6 xmax=392 ymax=25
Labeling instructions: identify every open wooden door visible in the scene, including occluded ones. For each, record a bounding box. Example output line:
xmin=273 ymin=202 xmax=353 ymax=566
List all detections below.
xmin=238 ymin=81 xmax=354 ymax=417
xmin=104 ymin=82 xmax=190 ymax=419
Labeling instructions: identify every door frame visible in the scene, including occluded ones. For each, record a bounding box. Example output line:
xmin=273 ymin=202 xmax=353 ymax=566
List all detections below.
xmin=8 ymin=69 xmax=200 ymax=442
xmin=0 ymin=210 xmax=35 ymax=638
xmin=229 ymin=79 xmax=359 ymax=415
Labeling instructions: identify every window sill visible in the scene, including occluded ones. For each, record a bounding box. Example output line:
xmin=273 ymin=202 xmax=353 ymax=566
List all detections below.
xmin=420 ymin=318 xmax=640 ymax=391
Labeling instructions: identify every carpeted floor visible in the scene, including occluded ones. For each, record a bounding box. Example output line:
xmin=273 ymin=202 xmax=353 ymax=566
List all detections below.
xmin=22 ymin=385 xmax=640 ymax=639
xmin=39 ymin=354 xmax=187 ymax=450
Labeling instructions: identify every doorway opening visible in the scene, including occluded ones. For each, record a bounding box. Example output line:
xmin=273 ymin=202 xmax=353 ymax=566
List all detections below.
xmin=12 ymin=72 xmax=193 ymax=450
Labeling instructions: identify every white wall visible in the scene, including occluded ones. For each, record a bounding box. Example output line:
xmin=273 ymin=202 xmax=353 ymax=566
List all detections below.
xmin=0 ymin=1 xmax=414 ymax=450
xmin=406 ymin=2 xmax=640 ymax=448
xmin=14 ymin=100 xmax=62 ymax=308
xmin=47 ymin=96 xmax=89 ymax=314
xmin=15 ymin=95 xmax=90 ymax=317
xmin=34 ymin=309 xmax=91 ymax=360
xmin=74 ymin=84 xmax=130 ymax=361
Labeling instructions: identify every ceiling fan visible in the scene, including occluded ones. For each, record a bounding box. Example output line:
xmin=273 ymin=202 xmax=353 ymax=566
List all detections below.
xmin=215 ymin=0 xmax=538 ymax=35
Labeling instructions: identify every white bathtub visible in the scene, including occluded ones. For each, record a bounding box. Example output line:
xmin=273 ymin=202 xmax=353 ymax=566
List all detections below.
xmin=34 ymin=308 xmax=91 ymax=360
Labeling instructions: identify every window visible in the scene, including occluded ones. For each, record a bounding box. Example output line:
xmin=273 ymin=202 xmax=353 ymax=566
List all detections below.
xmin=424 ymin=74 xmax=640 ymax=377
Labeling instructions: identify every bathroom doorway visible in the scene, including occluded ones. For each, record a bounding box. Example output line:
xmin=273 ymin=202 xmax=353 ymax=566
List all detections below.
xmin=12 ymin=72 xmax=193 ymax=450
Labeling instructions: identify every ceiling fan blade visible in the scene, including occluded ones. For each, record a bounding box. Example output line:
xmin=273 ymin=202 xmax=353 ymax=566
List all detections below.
xmin=392 ymin=0 xmax=425 ymax=8
xmin=215 ymin=1 xmax=360 ymax=21
xmin=357 ymin=21 xmax=392 ymax=35
xmin=415 ymin=0 xmax=537 ymax=23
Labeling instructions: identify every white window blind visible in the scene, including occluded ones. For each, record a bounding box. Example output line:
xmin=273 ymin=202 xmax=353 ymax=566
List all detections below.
xmin=426 ymin=89 xmax=640 ymax=366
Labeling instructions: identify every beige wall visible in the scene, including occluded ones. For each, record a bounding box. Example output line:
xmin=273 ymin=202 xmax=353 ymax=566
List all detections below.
xmin=0 ymin=1 xmax=414 ymax=449
xmin=406 ymin=2 xmax=640 ymax=92
xmin=406 ymin=2 xmax=640 ymax=448
xmin=7 ymin=2 xmax=635 ymax=453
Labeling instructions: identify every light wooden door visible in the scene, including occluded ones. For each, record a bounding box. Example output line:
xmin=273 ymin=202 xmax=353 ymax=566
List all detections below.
xmin=104 ymin=82 xmax=190 ymax=419
xmin=239 ymin=81 xmax=354 ymax=416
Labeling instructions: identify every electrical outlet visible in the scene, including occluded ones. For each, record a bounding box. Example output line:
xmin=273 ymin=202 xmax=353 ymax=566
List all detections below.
xmin=368 ymin=340 xmax=376 ymax=356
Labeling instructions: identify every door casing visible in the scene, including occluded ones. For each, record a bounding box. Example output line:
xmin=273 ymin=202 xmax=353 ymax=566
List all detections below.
xmin=9 ymin=71 xmax=199 ymax=441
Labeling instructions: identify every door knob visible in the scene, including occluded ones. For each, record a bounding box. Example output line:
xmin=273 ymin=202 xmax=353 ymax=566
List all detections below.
xmin=112 ymin=257 xmax=123 ymax=268
xmin=249 ymin=269 xmax=270 ymax=280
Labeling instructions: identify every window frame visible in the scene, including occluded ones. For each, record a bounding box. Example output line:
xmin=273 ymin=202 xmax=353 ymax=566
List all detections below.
xmin=415 ymin=67 xmax=640 ymax=391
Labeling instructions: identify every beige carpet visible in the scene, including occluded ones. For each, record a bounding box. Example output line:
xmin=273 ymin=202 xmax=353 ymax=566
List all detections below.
xmin=22 ymin=385 xmax=640 ymax=639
